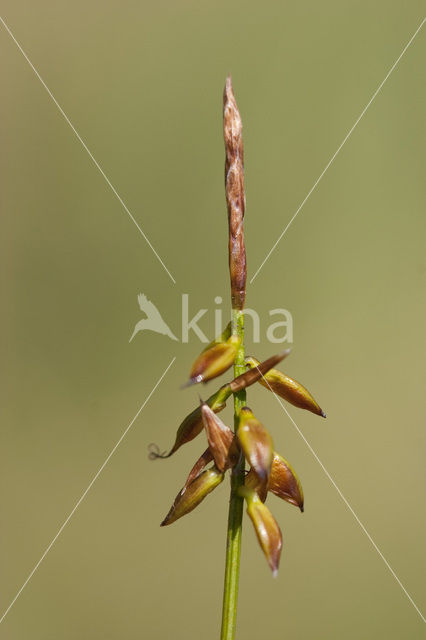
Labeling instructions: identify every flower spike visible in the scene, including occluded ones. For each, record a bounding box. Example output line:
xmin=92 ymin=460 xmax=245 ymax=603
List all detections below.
xmin=224 ymin=76 xmax=246 ymax=310
xmin=151 ymin=78 xmax=324 ymax=632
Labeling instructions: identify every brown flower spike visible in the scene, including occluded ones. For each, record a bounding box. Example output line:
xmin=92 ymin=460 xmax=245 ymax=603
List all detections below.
xmin=153 ymin=78 xmax=327 ymax=633
xmin=224 ymin=76 xmax=246 ymax=310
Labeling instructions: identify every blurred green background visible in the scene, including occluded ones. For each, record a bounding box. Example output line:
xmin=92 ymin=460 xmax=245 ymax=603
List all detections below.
xmin=1 ymin=2 xmax=425 ymax=638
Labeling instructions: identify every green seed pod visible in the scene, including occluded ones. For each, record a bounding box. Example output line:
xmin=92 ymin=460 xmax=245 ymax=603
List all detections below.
xmin=185 ymin=335 xmax=241 ymax=387
xmin=200 ymin=401 xmax=239 ymax=472
xmin=246 ymin=452 xmax=304 ymax=512
xmin=237 ymin=407 xmax=273 ymax=489
xmin=160 ymin=466 xmax=224 ymax=526
xmin=238 ymin=486 xmax=282 ymax=576
xmin=245 ymin=356 xmax=326 ymax=418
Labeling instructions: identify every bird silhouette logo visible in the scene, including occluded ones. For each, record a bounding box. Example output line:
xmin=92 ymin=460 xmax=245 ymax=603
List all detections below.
xmin=129 ymin=293 xmax=179 ymax=342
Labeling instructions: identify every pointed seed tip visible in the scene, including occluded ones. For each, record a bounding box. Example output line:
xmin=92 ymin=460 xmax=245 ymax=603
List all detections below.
xmin=181 ymin=376 xmax=202 ymax=390
xmin=321 ymin=410 xmax=327 ymax=418
xmin=272 ymin=568 xmax=279 ymax=578
xmin=278 ymin=348 xmax=291 ymax=359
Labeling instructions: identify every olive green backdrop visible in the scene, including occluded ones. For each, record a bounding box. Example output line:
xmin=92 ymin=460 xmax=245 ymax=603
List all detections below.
xmin=1 ymin=2 xmax=425 ymax=639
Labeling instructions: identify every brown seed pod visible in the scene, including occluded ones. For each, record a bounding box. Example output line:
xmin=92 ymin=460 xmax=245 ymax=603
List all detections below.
xmin=245 ymin=356 xmax=326 ymax=418
xmin=238 ymin=486 xmax=283 ymax=576
xmin=246 ymin=452 xmax=304 ymax=512
xmin=229 ymin=349 xmax=291 ymax=393
xmin=185 ymin=335 xmax=240 ymax=387
xmin=160 ymin=466 xmax=224 ymax=527
xmin=183 ymin=448 xmax=214 ymax=488
xmin=237 ymin=407 xmax=273 ymax=494
xmin=150 ymin=384 xmax=232 ymax=459
xmin=200 ymin=401 xmax=239 ymax=472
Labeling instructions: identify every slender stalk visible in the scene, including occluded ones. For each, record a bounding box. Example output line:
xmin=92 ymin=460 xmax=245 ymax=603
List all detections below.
xmin=220 ymin=308 xmax=246 ymax=640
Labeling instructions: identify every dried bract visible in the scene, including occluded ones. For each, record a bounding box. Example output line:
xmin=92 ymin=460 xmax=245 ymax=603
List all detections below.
xmin=200 ymin=401 xmax=239 ymax=472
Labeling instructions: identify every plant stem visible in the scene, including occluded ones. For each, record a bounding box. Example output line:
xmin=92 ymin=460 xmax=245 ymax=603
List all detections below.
xmin=220 ymin=308 xmax=246 ymax=640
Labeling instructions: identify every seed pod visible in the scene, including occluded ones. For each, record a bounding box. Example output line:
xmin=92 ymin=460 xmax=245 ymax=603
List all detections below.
xmin=224 ymin=76 xmax=246 ymax=310
xmin=269 ymin=453 xmax=304 ymax=511
xmin=237 ymin=407 xmax=273 ymax=491
xmin=184 ymin=447 xmax=214 ymax=488
xmin=229 ymin=349 xmax=291 ymax=393
xmin=152 ymin=385 xmax=232 ymax=458
xmin=200 ymin=401 xmax=239 ymax=472
xmin=238 ymin=486 xmax=282 ymax=576
xmin=245 ymin=356 xmax=326 ymax=418
xmin=246 ymin=452 xmax=304 ymax=512
xmin=161 ymin=466 xmax=224 ymax=526
xmin=185 ymin=335 xmax=241 ymax=387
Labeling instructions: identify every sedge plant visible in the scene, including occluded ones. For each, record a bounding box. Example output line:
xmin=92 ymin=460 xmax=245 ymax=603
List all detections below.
xmin=150 ymin=76 xmax=326 ymax=640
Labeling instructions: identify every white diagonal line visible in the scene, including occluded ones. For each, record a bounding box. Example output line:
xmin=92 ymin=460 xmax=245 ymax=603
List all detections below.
xmin=0 ymin=15 xmax=176 ymax=285
xmin=0 ymin=356 xmax=176 ymax=625
xmin=250 ymin=17 xmax=426 ymax=284
xmin=258 ymin=367 xmax=425 ymax=622
xmin=281 ymin=405 xmax=425 ymax=623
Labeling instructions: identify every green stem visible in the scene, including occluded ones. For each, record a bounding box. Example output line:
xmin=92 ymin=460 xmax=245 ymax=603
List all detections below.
xmin=220 ymin=308 xmax=246 ymax=640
